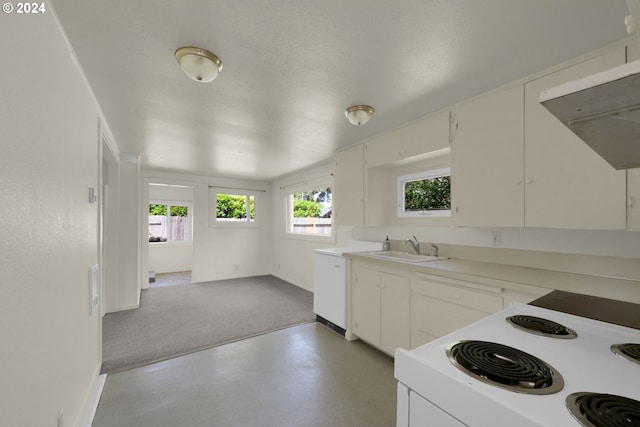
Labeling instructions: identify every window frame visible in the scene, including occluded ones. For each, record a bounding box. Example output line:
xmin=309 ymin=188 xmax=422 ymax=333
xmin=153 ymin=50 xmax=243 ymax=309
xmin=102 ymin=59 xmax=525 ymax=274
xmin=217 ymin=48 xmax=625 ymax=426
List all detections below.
xmin=148 ymin=199 xmax=193 ymax=243
xmin=209 ymin=188 xmax=261 ymax=228
xmin=397 ymin=167 xmax=451 ymax=218
xmin=285 ymin=182 xmax=333 ymax=241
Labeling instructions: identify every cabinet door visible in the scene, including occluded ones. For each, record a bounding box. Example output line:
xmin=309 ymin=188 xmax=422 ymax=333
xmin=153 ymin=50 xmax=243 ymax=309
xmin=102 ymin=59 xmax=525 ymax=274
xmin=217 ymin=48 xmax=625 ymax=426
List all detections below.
xmin=380 ymin=272 xmax=411 ymax=353
xmin=524 ymin=47 xmax=627 ymax=229
xmin=451 ymin=85 xmax=525 ymax=227
xmin=334 ymin=144 xmax=364 ymax=226
xmin=626 ymin=44 xmax=640 ymax=231
xmin=351 ymin=266 xmax=381 ymax=346
xmin=365 ymin=110 xmax=450 ymax=168
xmin=629 ymin=169 xmax=640 ymax=231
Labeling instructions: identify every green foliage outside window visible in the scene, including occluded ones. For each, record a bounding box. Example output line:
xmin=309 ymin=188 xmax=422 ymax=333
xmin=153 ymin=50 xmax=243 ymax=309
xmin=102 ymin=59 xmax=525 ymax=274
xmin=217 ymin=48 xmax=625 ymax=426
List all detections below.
xmin=170 ymin=206 xmax=188 ymax=216
xmin=150 ymin=204 xmax=188 ymax=216
xmin=292 ymin=187 xmax=331 ymax=218
xmin=216 ymin=194 xmax=255 ymax=219
xmin=293 ymin=200 xmax=322 ymax=217
xmin=149 ymin=204 xmax=167 ymax=215
xmin=404 ymin=176 xmax=450 ymax=211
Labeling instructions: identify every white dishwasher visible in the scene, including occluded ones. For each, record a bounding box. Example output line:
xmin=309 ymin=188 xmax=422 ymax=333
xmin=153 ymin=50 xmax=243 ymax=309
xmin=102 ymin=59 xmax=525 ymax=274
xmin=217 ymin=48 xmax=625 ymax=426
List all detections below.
xmin=313 ymin=240 xmax=382 ymax=335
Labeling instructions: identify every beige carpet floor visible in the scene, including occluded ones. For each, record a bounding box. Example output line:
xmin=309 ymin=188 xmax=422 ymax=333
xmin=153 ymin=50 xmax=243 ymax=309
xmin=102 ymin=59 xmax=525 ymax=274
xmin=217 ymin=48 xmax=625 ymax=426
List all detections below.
xmin=101 ymin=275 xmax=315 ymax=373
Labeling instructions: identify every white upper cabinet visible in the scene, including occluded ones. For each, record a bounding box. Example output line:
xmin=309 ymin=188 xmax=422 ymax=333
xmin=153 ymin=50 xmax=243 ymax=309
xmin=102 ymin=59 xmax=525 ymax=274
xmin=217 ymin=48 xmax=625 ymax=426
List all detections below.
xmin=524 ymin=47 xmax=627 ymax=230
xmin=627 ymin=42 xmax=640 ymax=231
xmin=365 ymin=110 xmax=450 ymax=168
xmin=451 ymin=85 xmax=525 ymax=227
xmin=334 ymin=144 xmax=364 ymax=226
xmin=629 ymin=169 xmax=640 ymax=231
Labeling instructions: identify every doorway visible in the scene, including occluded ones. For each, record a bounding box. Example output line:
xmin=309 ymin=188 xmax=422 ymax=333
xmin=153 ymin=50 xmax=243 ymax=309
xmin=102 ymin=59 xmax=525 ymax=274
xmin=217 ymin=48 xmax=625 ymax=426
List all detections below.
xmin=145 ymin=181 xmax=194 ymax=288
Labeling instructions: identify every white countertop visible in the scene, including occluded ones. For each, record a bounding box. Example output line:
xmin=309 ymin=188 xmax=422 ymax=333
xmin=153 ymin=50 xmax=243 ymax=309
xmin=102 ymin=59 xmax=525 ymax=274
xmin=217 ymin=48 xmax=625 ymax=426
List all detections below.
xmin=315 ymin=240 xmax=383 ymax=257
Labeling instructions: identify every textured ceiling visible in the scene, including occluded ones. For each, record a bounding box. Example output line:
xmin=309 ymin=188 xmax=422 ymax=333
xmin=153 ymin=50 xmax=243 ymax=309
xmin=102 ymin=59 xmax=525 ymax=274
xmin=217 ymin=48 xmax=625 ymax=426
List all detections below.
xmin=50 ymin=0 xmax=630 ymax=180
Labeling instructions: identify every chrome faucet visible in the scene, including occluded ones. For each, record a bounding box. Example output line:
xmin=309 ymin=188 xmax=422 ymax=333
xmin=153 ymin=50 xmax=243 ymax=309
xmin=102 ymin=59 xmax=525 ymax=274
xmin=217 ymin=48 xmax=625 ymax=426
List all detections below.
xmin=431 ymin=243 xmax=439 ymax=257
xmin=404 ymin=236 xmax=420 ymax=254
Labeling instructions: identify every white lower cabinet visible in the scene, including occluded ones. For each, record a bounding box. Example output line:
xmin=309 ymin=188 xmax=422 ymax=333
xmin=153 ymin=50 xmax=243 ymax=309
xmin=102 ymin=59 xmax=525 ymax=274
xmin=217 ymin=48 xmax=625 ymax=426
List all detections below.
xmin=351 ymin=262 xmax=410 ymax=354
xmin=350 ymin=260 xmax=550 ymax=354
xmin=410 ymin=273 xmax=504 ymax=349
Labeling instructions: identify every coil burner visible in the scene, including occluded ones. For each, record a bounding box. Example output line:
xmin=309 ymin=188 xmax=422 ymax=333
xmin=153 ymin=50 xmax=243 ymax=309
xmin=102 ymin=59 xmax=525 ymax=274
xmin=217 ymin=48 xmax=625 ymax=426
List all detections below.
xmin=566 ymin=392 xmax=640 ymax=427
xmin=506 ymin=315 xmax=577 ymax=339
xmin=611 ymin=343 xmax=640 ymax=366
xmin=446 ymin=340 xmax=564 ymax=394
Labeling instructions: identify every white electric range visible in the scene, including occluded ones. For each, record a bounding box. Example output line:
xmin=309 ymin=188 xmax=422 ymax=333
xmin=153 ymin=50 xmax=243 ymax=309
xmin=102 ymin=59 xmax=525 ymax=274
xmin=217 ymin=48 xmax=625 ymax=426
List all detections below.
xmin=395 ymin=302 xmax=640 ymax=426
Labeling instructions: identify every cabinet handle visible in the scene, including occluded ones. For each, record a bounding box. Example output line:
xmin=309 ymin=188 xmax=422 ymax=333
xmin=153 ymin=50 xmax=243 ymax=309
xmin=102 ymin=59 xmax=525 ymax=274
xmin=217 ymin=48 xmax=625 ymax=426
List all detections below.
xmin=333 ymin=264 xmax=341 ymax=268
xmin=629 ymin=196 xmax=634 ymax=208
xmin=514 ymin=179 xmax=523 ymax=185
xmin=525 ymin=178 xmax=533 ymax=184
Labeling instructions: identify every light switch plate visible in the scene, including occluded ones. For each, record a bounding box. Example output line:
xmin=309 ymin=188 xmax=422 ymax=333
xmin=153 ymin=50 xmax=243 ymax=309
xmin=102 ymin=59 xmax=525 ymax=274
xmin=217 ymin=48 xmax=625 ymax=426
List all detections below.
xmin=89 ymin=187 xmax=97 ymax=204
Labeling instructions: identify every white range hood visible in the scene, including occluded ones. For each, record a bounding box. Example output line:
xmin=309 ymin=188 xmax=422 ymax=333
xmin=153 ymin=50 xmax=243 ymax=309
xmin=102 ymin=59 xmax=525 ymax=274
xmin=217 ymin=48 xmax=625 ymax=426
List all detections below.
xmin=539 ymin=0 xmax=640 ymax=170
xmin=540 ymin=60 xmax=640 ymax=170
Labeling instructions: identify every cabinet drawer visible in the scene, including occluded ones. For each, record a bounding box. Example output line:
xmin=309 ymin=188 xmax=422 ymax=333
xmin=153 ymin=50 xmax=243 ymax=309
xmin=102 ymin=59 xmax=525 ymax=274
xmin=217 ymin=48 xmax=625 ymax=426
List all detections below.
xmin=412 ymin=274 xmax=503 ymax=313
xmin=412 ymin=294 xmax=492 ymax=341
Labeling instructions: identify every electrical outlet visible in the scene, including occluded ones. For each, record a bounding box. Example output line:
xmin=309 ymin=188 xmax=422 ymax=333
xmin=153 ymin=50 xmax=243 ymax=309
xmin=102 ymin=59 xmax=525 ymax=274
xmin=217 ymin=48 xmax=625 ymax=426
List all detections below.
xmin=491 ymin=231 xmax=502 ymax=246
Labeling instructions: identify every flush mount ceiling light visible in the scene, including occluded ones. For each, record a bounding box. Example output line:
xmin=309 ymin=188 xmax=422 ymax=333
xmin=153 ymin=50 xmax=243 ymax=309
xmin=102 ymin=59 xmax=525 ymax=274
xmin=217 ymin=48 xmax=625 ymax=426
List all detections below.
xmin=175 ymin=46 xmax=223 ymax=83
xmin=345 ymin=105 xmax=375 ymax=125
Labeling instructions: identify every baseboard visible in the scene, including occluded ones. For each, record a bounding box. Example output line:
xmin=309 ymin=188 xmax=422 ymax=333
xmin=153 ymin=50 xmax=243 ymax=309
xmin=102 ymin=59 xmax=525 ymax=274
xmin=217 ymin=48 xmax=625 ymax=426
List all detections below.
xmin=109 ymin=302 xmax=140 ymax=313
xmin=270 ymin=273 xmax=312 ymax=293
xmin=79 ymin=372 xmax=106 ymax=427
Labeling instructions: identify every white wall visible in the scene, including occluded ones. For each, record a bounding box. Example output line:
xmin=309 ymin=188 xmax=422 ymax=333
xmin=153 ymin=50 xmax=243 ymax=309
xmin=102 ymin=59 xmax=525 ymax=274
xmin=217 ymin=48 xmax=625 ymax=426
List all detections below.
xmin=142 ymin=170 xmax=272 ymax=283
xmin=0 ymin=7 xmax=105 ymax=427
xmin=269 ymin=162 xmax=357 ymax=292
xmin=353 ymin=226 xmax=640 ymax=259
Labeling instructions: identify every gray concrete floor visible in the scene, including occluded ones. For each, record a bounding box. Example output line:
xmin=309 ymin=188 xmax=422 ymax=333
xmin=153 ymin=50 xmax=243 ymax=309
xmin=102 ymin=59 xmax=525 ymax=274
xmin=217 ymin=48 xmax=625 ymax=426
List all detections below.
xmin=93 ymin=322 xmax=397 ymax=427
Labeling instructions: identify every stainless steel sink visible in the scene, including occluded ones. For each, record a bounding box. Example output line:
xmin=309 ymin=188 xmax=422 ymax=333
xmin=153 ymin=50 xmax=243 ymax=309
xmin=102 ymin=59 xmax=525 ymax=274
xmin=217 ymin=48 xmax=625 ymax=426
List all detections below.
xmin=364 ymin=251 xmax=447 ymax=263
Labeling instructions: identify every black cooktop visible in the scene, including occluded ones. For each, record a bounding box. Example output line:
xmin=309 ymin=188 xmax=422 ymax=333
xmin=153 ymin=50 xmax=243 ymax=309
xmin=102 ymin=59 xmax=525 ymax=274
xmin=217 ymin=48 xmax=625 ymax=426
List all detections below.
xmin=445 ymin=340 xmax=564 ymax=395
xmin=507 ymin=314 xmax=577 ymax=339
xmin=566 ymin=392 xmax=640 ymax=427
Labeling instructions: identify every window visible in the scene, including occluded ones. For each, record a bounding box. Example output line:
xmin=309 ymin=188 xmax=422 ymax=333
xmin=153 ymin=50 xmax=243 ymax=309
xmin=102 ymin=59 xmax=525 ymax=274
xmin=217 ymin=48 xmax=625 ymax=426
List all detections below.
xmin=215 ymin=193 xmax=255 ymax=222
xmin=148 ymin=202 xmax=191 ymax=242
xmin=287 ymin=185 xmax=332 ymax=237
xmin=209 ymin=188 xmax=260 ymax=227
xmin=397 ymin=168 xmax=451 ymax=217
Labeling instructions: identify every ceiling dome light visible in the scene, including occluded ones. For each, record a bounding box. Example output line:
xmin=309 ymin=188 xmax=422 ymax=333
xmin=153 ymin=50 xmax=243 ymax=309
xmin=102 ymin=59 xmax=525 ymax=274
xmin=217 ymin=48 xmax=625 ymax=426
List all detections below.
xmin=175 ymin=46 xmax=223 ymax=83
xmin=345 ymin=105 xmax=374 ymax=125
